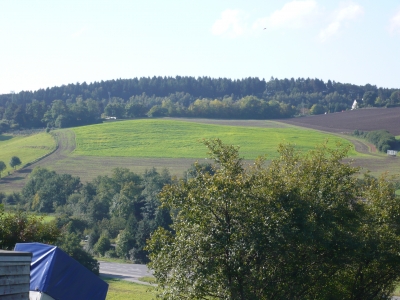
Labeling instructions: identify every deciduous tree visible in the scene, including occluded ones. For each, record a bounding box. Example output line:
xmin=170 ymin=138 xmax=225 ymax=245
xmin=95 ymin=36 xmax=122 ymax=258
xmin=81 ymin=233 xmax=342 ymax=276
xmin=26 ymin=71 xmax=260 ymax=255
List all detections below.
xmin=9 ymin=156 xmax=21 ymax=169
xmin=147 ymin=139 xmax=400 ymax=300
xmin=0 ymin=161 xmax=6 ymax=178
xmin=56 ymin=231 xmax=100 ymax=275
xmin=0 ymin=207 xmax=61 ymax=250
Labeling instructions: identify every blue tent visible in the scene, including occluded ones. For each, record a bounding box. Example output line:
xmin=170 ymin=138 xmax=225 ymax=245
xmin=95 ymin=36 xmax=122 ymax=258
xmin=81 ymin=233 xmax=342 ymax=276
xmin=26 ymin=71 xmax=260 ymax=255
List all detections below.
xmin=14 ymin=243 xmax=108 ymax=300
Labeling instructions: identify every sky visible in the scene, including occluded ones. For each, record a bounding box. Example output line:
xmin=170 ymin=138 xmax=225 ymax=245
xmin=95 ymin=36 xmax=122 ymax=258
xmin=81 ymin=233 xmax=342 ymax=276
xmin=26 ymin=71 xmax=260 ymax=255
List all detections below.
xmin=0 ymin=0 xmax=399 ymax=94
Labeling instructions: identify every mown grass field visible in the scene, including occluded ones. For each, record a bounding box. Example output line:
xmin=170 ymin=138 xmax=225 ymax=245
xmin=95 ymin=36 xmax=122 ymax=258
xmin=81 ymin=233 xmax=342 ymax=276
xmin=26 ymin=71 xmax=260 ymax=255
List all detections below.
xmin=72 ymin=119 xmax=359 ymax=160
xmin=0 ymin=132 xmax=56 ymax=175
xmin=1 ymin=118 xmax=398 ymax=194
xmin=2 ymin=212 xmax=55 ymax=223
xmin=104 ymin=278 xmax=156 ymax=300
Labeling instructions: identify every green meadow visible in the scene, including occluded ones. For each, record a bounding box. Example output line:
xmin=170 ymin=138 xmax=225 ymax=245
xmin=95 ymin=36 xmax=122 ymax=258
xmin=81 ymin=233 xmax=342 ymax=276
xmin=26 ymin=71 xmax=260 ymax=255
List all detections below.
xmin=1 ymin=119 xmax=390 ymax=193
xmin=104 ymin=278 xmax=156 ymax=300
xmin=3 ymin=212 xmax=56 ymax=223
xmin=72 ymin=119 xmax=359 ymax=160
xmin=0 ymin=132 xmax=56 ymax=175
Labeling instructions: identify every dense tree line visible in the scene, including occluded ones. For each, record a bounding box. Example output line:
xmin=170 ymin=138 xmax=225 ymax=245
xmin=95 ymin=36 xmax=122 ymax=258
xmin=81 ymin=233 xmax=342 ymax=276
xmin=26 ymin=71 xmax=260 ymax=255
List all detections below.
xmin=353 ymin=129 xmax=399 ymax=153
xmin=0 ymin=77 xmax=266 ymax=106
xmin=5 ymin=166 xmax=177 ymax=264
xmin=0 ymin=162 xmax=212 ymax=268
xmin=0 ymin=76 xmax=399 ymax=132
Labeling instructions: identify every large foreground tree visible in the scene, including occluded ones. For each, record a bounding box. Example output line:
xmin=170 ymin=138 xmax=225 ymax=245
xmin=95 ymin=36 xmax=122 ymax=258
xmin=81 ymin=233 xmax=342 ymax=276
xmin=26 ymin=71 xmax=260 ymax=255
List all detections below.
xmin=147 ymin=139 xmax=400 ymax=300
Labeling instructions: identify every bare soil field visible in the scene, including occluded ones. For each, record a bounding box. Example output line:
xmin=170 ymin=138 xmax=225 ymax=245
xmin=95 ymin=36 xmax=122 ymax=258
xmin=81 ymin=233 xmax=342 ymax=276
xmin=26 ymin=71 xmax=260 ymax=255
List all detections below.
xmin=277 ymin=107 xmax=400 ymax=135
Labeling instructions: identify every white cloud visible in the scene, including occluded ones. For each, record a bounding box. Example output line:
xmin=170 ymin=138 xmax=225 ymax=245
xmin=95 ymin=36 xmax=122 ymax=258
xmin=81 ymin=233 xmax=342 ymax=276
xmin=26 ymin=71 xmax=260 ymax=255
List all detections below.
xmin=389 ymin=10 xmax=400 ymax=34
xmin=211 ymin=9 xmax=248 ymax=38
xmin=253 ymin=0 xmax=319 ymax=30
xmin=319 ymin=2 xmax=363 ymax=42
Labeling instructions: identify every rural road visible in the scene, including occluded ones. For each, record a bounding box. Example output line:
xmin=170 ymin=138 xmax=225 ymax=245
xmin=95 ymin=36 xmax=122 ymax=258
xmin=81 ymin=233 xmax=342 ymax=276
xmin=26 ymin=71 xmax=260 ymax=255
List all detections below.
xmin=99 ymin=261 xmax=154 ymax=285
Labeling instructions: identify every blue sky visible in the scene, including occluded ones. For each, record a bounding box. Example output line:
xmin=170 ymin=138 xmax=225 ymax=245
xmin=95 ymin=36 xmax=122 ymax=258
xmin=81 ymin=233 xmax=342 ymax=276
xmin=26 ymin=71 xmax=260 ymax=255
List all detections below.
xmin=0 ymin=0 xmax=399 ymax=94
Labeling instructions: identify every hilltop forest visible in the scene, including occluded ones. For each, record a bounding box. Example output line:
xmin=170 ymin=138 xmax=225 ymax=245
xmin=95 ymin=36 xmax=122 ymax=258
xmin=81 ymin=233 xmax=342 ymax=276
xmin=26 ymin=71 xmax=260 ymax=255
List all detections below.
xmin=0 ymin=76 xmax=399 ymax=132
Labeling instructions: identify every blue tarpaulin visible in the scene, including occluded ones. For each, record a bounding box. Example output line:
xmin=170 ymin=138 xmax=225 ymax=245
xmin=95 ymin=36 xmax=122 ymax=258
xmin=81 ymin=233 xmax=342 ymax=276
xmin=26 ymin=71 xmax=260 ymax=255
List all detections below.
xmin=14 ymin=242 xmax=108 ymax=300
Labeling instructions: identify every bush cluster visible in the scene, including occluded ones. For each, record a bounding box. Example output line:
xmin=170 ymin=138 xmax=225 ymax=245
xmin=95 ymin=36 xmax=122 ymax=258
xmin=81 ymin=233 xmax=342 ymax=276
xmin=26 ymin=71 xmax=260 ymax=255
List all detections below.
xmin=353 ymin=129 xmax=398 ymax=152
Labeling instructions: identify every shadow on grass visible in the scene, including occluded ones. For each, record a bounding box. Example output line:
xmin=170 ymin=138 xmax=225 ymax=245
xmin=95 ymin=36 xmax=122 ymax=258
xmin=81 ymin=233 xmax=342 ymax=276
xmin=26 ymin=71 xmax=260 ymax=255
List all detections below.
xmin=101 ymin=274 xmax=134 ymax=281
xmin=100 ymin=274 xmax=154 ymax=286
xmin=0 ymin=176 xmax=25 ymax=182
xmin=0 ymin=135 xmax=13 ymax=142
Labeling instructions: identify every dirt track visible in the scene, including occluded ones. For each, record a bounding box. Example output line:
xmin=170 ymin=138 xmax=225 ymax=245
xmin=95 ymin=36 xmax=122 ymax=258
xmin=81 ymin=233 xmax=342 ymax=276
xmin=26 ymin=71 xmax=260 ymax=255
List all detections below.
xmin=0 ymin=130 xmax=77 ymax=191
xmin=0 ymin=129 xmax=199 ymax=193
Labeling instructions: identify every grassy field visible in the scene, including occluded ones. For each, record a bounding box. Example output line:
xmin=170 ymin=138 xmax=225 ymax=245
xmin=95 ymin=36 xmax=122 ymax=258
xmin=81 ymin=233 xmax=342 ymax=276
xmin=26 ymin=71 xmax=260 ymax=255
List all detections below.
xmin=41 ymin=214 xmax=56 ymax=222
xmin=0 ymin=132 xmax=56 ymax=175
xmin=104 ymin=277 xmax=156 ymax=300
xmin=2 ymin=211 xmax=55 ymax=223
xmin=72 ymin=119 xmax=359 ymax=160
xmin=103 ymin=277 xmax=400 ymax=299
xmin=1 ymin=118 xmax=397 ymax=194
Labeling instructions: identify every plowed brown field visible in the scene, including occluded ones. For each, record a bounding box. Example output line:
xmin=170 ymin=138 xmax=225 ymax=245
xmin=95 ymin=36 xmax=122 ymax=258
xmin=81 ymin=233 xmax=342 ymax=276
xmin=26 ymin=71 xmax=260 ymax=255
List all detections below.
xmin=277 ymin=107 xmax=400 ymax=135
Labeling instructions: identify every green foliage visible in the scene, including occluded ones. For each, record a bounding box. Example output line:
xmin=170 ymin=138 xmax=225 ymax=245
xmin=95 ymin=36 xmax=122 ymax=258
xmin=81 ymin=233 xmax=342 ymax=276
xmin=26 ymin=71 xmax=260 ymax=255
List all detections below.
xmin=353 ymin=129 xmax=399 ymax=153
xmin=22 ymin=167 xmax=81 ymax=213
xmin=0 ymin=161 xmax=6 ymax=178
xmin=183 ymin=162 xmax=214 ymax=180
xmin=115 ymin=229 xmax=134 ymax=259
xmin=1 ymin=77 xmax=400 ymax=133
xmin=9 ymin=155 xmax=21 ymax=169
xmin=0 ymin=209 xmax=61 ymax=250
xmin=0 ymin=121 xmax=10 ymax=133
xmin=365 ymin=130 xmax=398 ymax=152
xmin=310 ymin=103 xmax=326 ymax=115
xmin=56 ymin=231 xmax=100 ymax=275
xmin=147 ymin=105 xmax=167 ymax=117
xmin=363 ymin=91 xmax=378 ymax=106
xmin=1 ymin=192 xmax=22 ymax=205
xmin=147 ymin=139 xmax=400 ymax=300
xmin=353 ymin=129 xmax=366 ymax=137
xmin=27 ymin=166 xmax=173 ymax=263
xmin=42 ymin=98 xmax=102 ymax=128
xmin=93 ymin=235 xmax=111 ymax=256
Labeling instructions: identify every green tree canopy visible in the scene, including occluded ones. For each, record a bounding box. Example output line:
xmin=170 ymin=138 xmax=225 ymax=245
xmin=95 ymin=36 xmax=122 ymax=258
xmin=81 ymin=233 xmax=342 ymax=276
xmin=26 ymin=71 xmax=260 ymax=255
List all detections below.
xmin=147 ymin=139 xmax=400 ymax=300
xmin=56 ymin=231 xmax=100 ymax=275
xmin=0 ymin=208 xmax=61 ymax=250
xmin=9 ymin=156 xmax=21 ymax=169
xmin=93 ymin=235 xmax=111 ymax=257
xmin=310 ymin=103 xmax=325 ymax=115
xmin=22 ymin=167 xmax=81 ymax=213
xmin=0 ymin=161 xmax=6 ymax=178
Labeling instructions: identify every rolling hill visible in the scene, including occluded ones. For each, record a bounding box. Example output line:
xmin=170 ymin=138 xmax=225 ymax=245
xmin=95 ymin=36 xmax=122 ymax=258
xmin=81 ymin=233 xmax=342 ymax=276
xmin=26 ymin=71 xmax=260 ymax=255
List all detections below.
xmin=1 ymin=111 xmax=399 ymax=193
